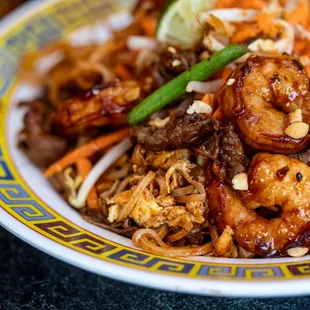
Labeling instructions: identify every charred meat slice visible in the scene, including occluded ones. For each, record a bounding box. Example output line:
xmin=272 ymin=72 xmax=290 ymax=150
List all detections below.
xmin=198 ymin=121 xmax=247 ymax=184
xmin=133 ymin=114 xmax=217 ymax=151
xmin=290 ymin=148 xmax=310 ymax=166
xmin=19 ymin=100 xmax=67 ymax=167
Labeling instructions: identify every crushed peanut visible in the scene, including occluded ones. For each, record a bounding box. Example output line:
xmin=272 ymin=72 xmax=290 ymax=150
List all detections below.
xmin=168 ymin=46 xmax=177 ymax=54
xmin=258 ymin=39 xmax=275 ymax=52
xmin=226 ymin=78 xmax=236 ymax=86
xmin=187 ymin=100 xmax=212 ymax=115
xmin=149 ymin=117 xmax=170 ymax=129
xmin=232 ymin=173 xmax=249 ymax=191
xmin=172 ymin=59 xmax=182 ymax=67
xmin=125 ymin=87 xmax=140 ymax=101
xmin=287 ymin=247 xmax=309 ymax=257
xmin=289 ymin=109 xmax=302 ymax=124
xmin=285 ymin=122 xmax=309 ymax=139
xmin=199 ymin=51 xmax=211 ymax=60
xmin=300 ymin=55 xmax=310 ymax=67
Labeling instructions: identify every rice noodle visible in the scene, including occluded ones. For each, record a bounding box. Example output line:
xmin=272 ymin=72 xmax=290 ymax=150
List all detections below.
xmin=84 ymin=215 xmax=136 ymax=237
xmin=73 ymin=138 xmax=134 ymax=209
xmin=127 ymin=36 xmax=159 ymax=50
xmin=104 ymin=164 xmax=130 ymax=181
xmin=175 ymin=194 xmax=206 ymax=204
xmin=172 ymin=185 xmax=196 ymax=197
xmin=118 ymin=171 xmax=156 ymax=221
xmin=175 ymin=95 xmax=194 ymax=117
xmin=156 ymin=224 xmax=169 ymax=239
xmin=186 ymin=79 xmax=222 ymax=93
xmin=100 ymin=180 xmax=120 ymax=200
xmin=133 ymin=229 xmax=213 ymax=257
xmin=166 ymin=229 xmax=189 ymax=243
xmin=177 ymin=167 xmax=206 ymax=195
xmin=115 ymin=176 xmax=131 ymax=194
xmin=198 ymin=9 xmax=258 ymax=23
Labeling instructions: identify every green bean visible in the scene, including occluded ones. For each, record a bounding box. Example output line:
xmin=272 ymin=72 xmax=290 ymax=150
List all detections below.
xmin=127 ymin=44 xmax=247 ymax=125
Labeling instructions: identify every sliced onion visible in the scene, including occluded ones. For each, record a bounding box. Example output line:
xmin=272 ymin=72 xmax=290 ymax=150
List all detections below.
xmin=294 ymin=24 xmax=310 ymax=40
xmin=73 ymin=138 xmax=134 ymax=209
xmin=247 ymin=20 xmax=295 ymax=55
xmin=199 ymin=9 xmax=258 ymax=23
xmin=186 ymin=79 xmax=222 ymax=93
xmin=235 ymin=52 xmax=253 ymax=63
xmin=274 ymin=20 xmax=294 ymax=54
xmin=203 ymin=34 xmax=226 ymax=52
xmin=35 ymin=51 xmax=64 ymax=74
xmin=127 ymin=36 xmax=159 ymax=51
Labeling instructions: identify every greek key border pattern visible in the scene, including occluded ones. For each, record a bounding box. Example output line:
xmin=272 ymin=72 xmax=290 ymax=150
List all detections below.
xmin=0 ymin=0 xmax=310 ymax=281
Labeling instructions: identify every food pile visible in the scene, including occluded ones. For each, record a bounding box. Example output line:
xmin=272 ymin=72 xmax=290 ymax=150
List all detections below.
xmin=18 ymin=0 xmax=310 ymax=258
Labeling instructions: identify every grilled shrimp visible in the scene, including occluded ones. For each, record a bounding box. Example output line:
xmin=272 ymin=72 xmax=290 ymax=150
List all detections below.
xmin=208 ymin=153 xmax=310 ymax=257
xmin=54 ymin=81 xmax=141 ymax=136
xmin=218 ymin=55 xmax=310 ymax=154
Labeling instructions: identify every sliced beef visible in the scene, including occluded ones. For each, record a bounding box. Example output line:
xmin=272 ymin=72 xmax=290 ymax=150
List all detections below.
xmin=290 ymin=148 xmax=310 ymax=166
xmin=144 ymin=46 xmax=198 ymax=87
xmin=158 ymin=47 xmax=198 ymax=76
xmin=19 ymin=100 xmax=68 ymax=168
xmin=197 ymin=121 xmax=247 ymax=184
xmin=133 ymin=114 xmax=218 ymax=151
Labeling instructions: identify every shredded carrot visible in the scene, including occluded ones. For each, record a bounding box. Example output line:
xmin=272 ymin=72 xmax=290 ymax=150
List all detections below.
xmin=306 ymin=65 xmax=310 ymax=77
xmin=44 ymin=128 xmax=131 ymax=178
xmin=286 ymin=0 xmax=309 ymax=28
xmin=256 ymin=12 xmax=279 ymax=38
xmin=76 ymin=158 xmax=92 ymax=178
xmin=140 ymin=15 xmax=157 ymax=37
xmin=202 ymin=93 xmax=216 ymax=111
xmin=215 ymin=0 xmax=265 ymax=9
xmin=115 ymin=63 xmax=135 ymax=80
xmin=77 ymin=159 xmax=99 ymax=209
xmin=294 ymin=39 xmax=309 ymax=55
xmin=231 ymin=23 xmax=260 ymax=44
xmin=221 ymin=67 xmax=233 ymax=84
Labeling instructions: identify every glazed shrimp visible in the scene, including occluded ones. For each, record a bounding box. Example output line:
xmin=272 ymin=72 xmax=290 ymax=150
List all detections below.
xmin=54 ymin=81 xmax=141 ymax=136
xmin=217 ymin=55 xmax=310 ymax=154
xmin=208 ymin=153 xmax=310 ymax=257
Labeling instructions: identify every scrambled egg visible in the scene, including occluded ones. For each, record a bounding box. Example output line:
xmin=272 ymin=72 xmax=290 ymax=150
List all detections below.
xmin=214 ymin=226 xmax=238 ymax=258
xmin=106 ymin=160 xmax=206 ymax=231
xmin=107 ymin=188 xmax=162 ymax=226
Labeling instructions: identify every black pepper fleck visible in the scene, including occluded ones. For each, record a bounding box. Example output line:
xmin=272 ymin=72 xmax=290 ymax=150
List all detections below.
xmin=296 ymin=172 xmax=303 ymax=182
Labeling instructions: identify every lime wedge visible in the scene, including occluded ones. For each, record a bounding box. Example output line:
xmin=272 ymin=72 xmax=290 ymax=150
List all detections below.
xmin=157 ymin=0 xmax=216 ymax=48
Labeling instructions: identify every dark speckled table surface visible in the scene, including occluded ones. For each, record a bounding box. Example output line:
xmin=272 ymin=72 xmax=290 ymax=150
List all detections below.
xmin=1 ymin=1 xmax=310 ymax=309
xmin=0 ymin=226 xmax=310 ymax=310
